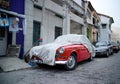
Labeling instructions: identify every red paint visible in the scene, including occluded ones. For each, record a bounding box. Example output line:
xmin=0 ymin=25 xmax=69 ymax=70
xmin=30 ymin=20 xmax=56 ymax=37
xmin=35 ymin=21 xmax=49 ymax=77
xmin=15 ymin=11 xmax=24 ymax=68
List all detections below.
xmin=55 ymin=44 xmax=91 ymax=63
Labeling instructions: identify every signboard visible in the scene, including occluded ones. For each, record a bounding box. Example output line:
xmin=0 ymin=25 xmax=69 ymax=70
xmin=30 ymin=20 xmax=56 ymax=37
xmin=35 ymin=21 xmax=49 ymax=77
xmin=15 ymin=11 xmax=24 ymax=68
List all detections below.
xmin=9 ymin=17 xmax=19 ymax=31
xmin=7 ymin=44 xmax=21 ymax=57
xmin=0 ymin=18 xmax=9 ymax=27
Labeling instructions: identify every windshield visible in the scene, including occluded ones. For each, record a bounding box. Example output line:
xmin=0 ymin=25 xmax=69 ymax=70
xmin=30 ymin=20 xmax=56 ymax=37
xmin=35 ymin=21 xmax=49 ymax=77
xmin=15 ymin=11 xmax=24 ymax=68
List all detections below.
xmin=95 ymin=42 xmax=107 ymax=47
xmin=111 ymin=42 xmax=118 ymax=46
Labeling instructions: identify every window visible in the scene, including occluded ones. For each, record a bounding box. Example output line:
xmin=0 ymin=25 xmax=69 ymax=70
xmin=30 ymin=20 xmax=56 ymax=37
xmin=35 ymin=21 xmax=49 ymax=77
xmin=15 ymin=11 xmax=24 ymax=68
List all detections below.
xmin=81 ymin=0 xmax=84 ymax=7
xmin=33 ymin=21 xmax=41 ymax=45
xmin=93 ymin=18 xmax=95 ymax=25
xmin=102 ymin=24 xmax=107 ymax=29
xmin=55 ymin=26 xmax=62 ymax=39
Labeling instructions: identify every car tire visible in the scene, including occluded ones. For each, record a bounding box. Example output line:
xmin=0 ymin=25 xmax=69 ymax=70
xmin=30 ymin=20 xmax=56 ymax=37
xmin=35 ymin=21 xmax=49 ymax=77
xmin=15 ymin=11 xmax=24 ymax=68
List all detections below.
xmin=111 ymin=49 xmax=113 ymax=55
xmin=106 ymin=51 xmax=109 ymax=57
xmin=65 ymin=54 xmax=77 ymax=71
xmin=88 ymin=55 xmax=94 ymax=61
xmin=24 ymin=55 xmax=30 ymax=63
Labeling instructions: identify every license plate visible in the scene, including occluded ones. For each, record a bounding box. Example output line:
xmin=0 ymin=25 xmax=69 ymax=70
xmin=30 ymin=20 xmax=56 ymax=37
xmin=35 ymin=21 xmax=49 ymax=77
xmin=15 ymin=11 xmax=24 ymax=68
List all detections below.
xmin=38 ymin=60 xmax=43 ymax=63
xmin=31 ymin=59 xmax=43 ymax=64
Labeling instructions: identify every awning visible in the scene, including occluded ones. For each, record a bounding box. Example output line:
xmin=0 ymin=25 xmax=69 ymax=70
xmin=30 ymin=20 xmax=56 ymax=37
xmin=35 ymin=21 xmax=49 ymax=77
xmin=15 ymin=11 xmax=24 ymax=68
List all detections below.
xmin=0 ymin=8 xmax=25 ymax=18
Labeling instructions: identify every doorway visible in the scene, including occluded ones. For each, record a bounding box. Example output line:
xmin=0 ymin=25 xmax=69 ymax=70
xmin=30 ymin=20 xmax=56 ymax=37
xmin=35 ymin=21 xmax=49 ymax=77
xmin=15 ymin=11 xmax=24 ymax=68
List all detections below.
xmin=55 ymin=26 xmax=62 ymax=39
xmin=33 ymin=21 xmax=41 ymax=45
xmin=0 ymin=28 xmax=7 ymax=56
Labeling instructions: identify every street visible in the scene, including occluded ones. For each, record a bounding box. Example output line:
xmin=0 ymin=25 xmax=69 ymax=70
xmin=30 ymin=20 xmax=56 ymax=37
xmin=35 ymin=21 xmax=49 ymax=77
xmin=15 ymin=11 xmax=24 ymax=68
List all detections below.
xmin=0 ymin=52 xmax=120 ymax=84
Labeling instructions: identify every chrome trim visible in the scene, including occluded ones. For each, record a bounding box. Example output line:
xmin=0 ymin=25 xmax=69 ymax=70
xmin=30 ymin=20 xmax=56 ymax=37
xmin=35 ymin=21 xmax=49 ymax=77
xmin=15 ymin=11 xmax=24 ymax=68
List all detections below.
xmin=31 ymin=59 xmax=43 ymax=64
xmin=55 ymin=61 xmax=67 ymax=64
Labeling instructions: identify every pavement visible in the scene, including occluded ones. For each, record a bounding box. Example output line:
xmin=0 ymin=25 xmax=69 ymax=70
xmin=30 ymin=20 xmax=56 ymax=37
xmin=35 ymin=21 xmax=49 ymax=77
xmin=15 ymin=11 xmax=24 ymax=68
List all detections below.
xmin=0 ymin=56 xmax=31 ymax=72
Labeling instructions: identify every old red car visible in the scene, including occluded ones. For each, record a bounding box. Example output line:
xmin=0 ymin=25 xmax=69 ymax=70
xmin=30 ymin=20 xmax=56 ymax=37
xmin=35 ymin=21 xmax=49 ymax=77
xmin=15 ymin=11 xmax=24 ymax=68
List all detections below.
xmin=29 ymin=34 xmax=95 ymax=70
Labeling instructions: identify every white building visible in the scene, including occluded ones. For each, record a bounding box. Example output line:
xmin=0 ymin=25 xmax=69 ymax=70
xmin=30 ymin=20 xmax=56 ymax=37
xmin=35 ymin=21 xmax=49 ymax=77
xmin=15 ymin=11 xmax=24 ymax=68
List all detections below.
xmin=98 ymin=13 xmax=114 ymax=42
xmin=111 ymin=26 xmax=120 ymax=42
xmin=24 ymin=0 xmax=85 ymax=53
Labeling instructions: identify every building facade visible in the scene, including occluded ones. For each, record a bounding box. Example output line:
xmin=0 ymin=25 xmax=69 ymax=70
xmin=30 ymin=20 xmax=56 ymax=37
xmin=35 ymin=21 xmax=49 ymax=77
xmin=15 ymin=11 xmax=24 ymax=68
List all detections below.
xmin=84 ymin=1 xmax=100 ymax=43
xmin=0 ymin=0 xmax=25 ymax=58
xmin=24 ymin=0 xmax=86 ymax=54
xmin=98 ymin=13 xmax=114 ymax=42
xmin=0 ymin=0 xmax=114 ymax=59
xmin=111 ymin=26 xmax=120 ymax=42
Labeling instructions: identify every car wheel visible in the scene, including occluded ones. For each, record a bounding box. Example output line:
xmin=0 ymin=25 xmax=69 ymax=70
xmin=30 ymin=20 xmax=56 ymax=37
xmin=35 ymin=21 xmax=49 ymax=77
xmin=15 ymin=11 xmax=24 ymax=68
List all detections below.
xmin=111 ymin=49 xmax=113 ymax=55
xmin=24 ymin=55 xmax=30 ymax=63
xmin=88 ymin=55 xmax=94 ymax=61
xmin=65 ymin=54 xmax=77 ymax=70
xmin=106 ymin=51 xmax=109 ymax=57
xmin=115 ymin=50 xmax=118 ymax=53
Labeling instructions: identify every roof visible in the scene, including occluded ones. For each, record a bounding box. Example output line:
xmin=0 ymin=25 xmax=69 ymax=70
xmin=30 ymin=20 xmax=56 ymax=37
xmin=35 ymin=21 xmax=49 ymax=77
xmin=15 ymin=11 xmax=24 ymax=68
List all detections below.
xmin=84 ymin=1 xmax=95 ymax=11
xmin=97 ymin=13 xmax=114 ymax=23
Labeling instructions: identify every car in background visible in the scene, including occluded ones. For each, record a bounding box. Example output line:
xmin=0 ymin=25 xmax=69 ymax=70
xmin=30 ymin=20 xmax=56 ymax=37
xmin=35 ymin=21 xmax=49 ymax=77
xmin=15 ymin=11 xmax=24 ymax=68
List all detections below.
xmin=29 ymin=34 xmax=95 ymax=70
xmin=111 ymin=41 xmax=120 ymax=53
xmin=117 ymin=41 xmax=120 ymax=50
xmin=95 ymin=41 xmax=113 ymax=57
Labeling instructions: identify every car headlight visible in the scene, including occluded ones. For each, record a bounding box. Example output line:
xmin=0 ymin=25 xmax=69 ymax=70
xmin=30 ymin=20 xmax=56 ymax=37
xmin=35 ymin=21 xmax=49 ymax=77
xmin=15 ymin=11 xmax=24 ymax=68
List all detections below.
xmin=58 ymin=47 xmax=64 ymax=54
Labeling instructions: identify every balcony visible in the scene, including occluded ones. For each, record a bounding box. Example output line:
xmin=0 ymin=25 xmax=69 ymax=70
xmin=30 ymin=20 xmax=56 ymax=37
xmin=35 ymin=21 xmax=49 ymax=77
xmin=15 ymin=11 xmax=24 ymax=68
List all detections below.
xmin=69 ymin=0 xmax=84 ymax=16
xmin=46 ymin=0 xmax=64 ymax=16
xmin=34 ymin=0 xmax=64 ymax=17
xmin=70 ymin=12 xmax=84 ymax=25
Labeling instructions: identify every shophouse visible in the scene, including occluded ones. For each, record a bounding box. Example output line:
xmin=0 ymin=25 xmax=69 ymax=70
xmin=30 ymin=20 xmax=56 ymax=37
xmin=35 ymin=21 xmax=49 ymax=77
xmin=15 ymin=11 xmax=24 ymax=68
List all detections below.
xmin=98 ymin=13 xmax=114 ymax=42
xmin=0 ymin=0 xmax=25 ymax=58
xmin=24 ymin=0 xmax=85 ymax=55
xmin=84 ymin=1 xmax=100 ymax=43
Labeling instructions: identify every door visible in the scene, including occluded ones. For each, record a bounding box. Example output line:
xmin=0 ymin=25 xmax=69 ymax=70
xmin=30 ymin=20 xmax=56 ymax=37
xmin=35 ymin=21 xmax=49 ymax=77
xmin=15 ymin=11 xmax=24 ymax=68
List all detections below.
xmin=0 ymin=28 xmax=7 ymax=56
xmin=33 ymin=21 xmax=41 ymax=45
xmin=55 ymin=26 xmax=62 ymax=39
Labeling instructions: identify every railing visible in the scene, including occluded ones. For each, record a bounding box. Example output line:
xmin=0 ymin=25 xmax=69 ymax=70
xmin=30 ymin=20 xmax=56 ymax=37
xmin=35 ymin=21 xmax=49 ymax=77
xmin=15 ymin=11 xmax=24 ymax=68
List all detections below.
xmin=69 ymin=0 xmax=84 ymax=15
xmin=71 ymin=12 xmax=84 ymax=25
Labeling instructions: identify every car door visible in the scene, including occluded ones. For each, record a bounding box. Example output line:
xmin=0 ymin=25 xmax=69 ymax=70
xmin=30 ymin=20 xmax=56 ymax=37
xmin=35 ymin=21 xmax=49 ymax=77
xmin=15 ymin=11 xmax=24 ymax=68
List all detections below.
xmin=78 ymin=45 xmax=89 ymax=61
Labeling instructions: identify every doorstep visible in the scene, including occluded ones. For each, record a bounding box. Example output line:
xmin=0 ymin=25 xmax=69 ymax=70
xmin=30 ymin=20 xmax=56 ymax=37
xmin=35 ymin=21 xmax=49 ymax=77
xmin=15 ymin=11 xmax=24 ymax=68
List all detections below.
xmin=0 ymin=56 xmax=31 ymax=72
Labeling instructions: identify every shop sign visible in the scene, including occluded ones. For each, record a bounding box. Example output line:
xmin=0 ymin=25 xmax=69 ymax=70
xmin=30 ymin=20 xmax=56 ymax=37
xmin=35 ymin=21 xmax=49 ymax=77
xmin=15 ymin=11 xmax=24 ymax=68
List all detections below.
xmin=9 ymin=17 xmax=19 ymax=32
xmin=0 ymin=18 xmax=9 ymax=27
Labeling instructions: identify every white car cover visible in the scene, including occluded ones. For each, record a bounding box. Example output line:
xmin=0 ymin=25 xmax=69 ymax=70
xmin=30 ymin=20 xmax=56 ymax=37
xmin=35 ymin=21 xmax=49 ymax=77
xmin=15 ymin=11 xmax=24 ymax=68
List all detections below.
xmin=29 ymin=34 xmax=95 ymax=65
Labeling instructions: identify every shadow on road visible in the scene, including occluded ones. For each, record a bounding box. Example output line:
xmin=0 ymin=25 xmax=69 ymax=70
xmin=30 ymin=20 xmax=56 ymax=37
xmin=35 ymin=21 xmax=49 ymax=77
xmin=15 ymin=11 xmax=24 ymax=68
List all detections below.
xmin=36 ymin=64 xmax=68 ymax=72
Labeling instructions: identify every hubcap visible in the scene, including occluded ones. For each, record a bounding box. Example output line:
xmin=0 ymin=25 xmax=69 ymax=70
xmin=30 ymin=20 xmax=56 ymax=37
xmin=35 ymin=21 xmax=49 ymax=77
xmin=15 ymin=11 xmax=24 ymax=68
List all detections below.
xmin=67 ymin=56 xmax=75 ymax=69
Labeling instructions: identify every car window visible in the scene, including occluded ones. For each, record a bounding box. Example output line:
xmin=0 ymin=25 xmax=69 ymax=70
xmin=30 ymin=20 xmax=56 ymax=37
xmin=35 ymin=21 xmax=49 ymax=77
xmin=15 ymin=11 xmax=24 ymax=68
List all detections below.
xmin=95 ymin=42 xmax=107 ymax=47
xmin=111 ymin=42 xmax=118 ymax=46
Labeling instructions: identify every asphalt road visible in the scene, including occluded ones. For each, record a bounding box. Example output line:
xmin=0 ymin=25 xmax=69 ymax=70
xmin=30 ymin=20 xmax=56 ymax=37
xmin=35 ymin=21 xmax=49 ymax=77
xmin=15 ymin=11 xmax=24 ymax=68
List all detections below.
xmin=0 ymin=51 xmax=120 ymax=84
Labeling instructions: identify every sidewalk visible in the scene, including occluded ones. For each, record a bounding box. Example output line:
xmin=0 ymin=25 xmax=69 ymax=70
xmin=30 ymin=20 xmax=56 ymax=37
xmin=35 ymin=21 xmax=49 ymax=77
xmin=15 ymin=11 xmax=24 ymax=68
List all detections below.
xmin=0 ymin=57 xmax=31 ymax=72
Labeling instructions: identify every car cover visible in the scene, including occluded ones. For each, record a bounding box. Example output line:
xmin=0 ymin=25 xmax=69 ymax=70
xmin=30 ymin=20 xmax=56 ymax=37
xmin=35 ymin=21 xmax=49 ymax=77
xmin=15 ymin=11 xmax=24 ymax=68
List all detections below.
xmin=29 ymin=34 xmax=95 ymax=65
